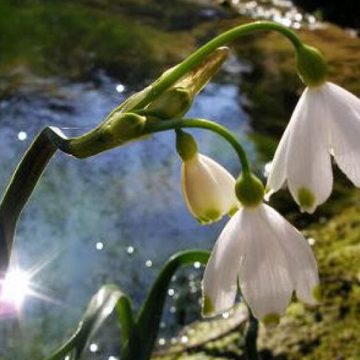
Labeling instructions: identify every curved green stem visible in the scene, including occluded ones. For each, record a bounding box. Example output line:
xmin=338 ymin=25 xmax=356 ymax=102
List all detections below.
xmin=144 ymin=117 xmax=251 ymax=174
xmin=131 ymin=21 xmax=302 ymax=110
xmin=121 ymin=250 xmax=210 ymax=360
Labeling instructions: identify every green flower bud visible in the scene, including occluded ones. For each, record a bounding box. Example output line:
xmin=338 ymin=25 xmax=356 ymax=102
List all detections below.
xmin=107 ymin=112 xmax=147 ymax=143
xmin=68 ymin=112 xmax=146 ymax=158
xmin=146 ymin=87 xmax=192 ymax=119
xmin=144 ymin=47 xmax=230 ymax=120
xmin=176 ymin=129 xmax=198 ymax=161
xmin=296 ymin=44 xmax=328 ymax=87
xmin=235 ymin=173 xmax=264 ymax=207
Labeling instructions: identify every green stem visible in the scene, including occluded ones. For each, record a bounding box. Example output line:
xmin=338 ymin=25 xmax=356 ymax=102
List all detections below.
xmin=144 ymin=117 xmax=251 ymax=174
xmin=245 ymin=310 xmax=259 ymax=360
xmin=121 ymin=250 xmax=210 ymax=360
xmin=131 ymin=21 xmax=302 ymax=110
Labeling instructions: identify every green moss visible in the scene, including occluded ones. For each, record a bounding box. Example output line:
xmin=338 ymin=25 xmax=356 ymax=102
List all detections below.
xmin=0 ymin=0 xmax=194 ymax=83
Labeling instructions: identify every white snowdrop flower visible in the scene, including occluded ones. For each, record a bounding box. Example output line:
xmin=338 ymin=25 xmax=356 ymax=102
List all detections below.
xmin=176 ymin=130 xmax=238 ymax=224
xmin=182 ymin=153 xmax=238 ymax=223
xmin=202 ymin=203 xmax=319 ymax=323
xmin=267 ymin=82 xmax=360 ymax=213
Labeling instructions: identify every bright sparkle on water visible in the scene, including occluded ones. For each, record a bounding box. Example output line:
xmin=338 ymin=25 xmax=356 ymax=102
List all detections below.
xmin=116 ymin=84 xmax=125 ymax=93
xmin=0 ymin=269 xmax=31 ymax=309
xmin=145 ymin=260 xmax=153 ymax=268
xmin=96 ymin=241 xmax=104 ymax=251
xmin=108 ymin=356 xmax=118 ymax=360
xmin=126 ymin=246 xmax=135 ymax=255
xmin=180 ymin=335 xmax=189 ymax=344
xmin=89 ymin=343 xmax=98 ymax=353
xmin=158 ymin=338 xmax=166 ymax=346
xmin=17 ymin=131 xmax=27 ymax=141
xmin=193 ymin=261 xmax=201 ymax=269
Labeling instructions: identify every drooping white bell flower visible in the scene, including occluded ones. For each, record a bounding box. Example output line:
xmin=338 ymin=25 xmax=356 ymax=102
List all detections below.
xmin=267 ymin=82 xmax=360 ymax=213
xmin=181 ymin=153 xmax=238 ymax=223
xmin=202 ymin=203 xmax=319 ymax=323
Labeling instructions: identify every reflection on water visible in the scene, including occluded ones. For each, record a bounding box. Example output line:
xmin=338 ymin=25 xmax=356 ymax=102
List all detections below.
xmin=224 ymin=0 xmax=319 ymax=29
xmin=0 ymin=58 xmax=254 ymax=357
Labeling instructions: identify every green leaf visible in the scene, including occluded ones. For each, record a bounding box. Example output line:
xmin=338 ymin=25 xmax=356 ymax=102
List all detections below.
xmin=121 ymin=249 xmax=210 ymax=360
xmin=45 ymin=284 xmax=133 ymax=360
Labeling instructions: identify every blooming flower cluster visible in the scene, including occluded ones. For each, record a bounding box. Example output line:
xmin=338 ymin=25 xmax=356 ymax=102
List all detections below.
xmin=175 ymin=43 xmax=360 ymax=324
xmin=267 ymin=82 xmax=360 ymax=213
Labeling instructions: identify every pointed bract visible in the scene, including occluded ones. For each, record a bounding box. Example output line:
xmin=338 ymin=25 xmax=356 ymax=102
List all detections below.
xmin=202 ymin=203 xmax=319 ymax=322
xmin=267 ymin=82 xmax=360 ymax=213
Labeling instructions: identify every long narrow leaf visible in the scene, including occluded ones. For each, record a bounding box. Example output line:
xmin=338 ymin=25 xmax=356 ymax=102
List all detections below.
xmin=121 ymin=249 xmax=210 ymax=360
xmin=45 ymin=284 xmax=133 ymax=360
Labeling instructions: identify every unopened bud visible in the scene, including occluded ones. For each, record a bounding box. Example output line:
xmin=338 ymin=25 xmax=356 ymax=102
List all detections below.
xmin=107 ymin=112 xmax=146 ymax=143
xmin=146 ymin=87 xmax=192 ymax=119
xmin=145 ymin=47 xmax=230 ymax=120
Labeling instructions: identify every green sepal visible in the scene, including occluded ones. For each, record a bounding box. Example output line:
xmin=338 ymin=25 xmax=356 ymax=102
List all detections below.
xmin=175 ymin=129 xmax=198 ymax=161
xmin=235 ymin=173 xmax=264 ymax=207
xmin=296 ymin=44 xmax=327 ymax=87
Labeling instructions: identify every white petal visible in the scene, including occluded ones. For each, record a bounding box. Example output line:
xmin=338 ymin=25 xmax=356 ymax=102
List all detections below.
xmin=266 ymin=106 xmax=296 ymax=195
xmin=238 ymin=205 xmax=294 ymax=320
xmin=202 ymin=211 xmax=242 ymax=316
xmin=286 ymin=87 xmax=333 ymax=213
xmin=325 ymin=82 xmax=360 ymax=186
xmin=181 ymin=154 xmax=237 ymax=223
xmin=261 ymin=204 xmax=319 ymax=305
xmin=201 ymin=155 xmax=238 ymax=211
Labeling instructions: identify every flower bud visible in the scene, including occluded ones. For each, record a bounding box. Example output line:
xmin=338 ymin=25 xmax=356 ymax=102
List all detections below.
xmin=107 ymin=112 xmax=146 ymax=143
xmin=296 ymin=44 xmax=327 ymax=87
xmin=68 ymin=112 xmax=146 ymax=158
xmin=235 ymin=173 xmax=264 ymax=207
xmin=145 ymin=47 xmax=230 ymax=120
xmin=146 ymin=87 xmax=192 ymax=119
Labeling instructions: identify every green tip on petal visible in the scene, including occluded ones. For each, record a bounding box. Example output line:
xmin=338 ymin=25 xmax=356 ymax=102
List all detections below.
xmin=228 ymin=206 xmax=239 ymax=217
xmin=262 ymin=313 xmax=280 ymax=327
xmin=312 ymin=285 xmax=322 ymax=302
xmin=204 ymin=208 xmax=221 ymax=221
xmin=298 ymin=187 xmax=315 ymax=213
xmin=202 ymin=295 xmax=215 ymax=317
xmin=196 ymin=209 xmax=222 ymax=224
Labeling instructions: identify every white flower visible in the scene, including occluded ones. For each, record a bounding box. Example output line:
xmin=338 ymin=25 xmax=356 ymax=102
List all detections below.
xmin=202 ymin=203 xmax=319 ymax=323
xmin=181 ymin=154 xmax=238 ymax=223
xmin=267 ymin=82 xmax=360 ymax=213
